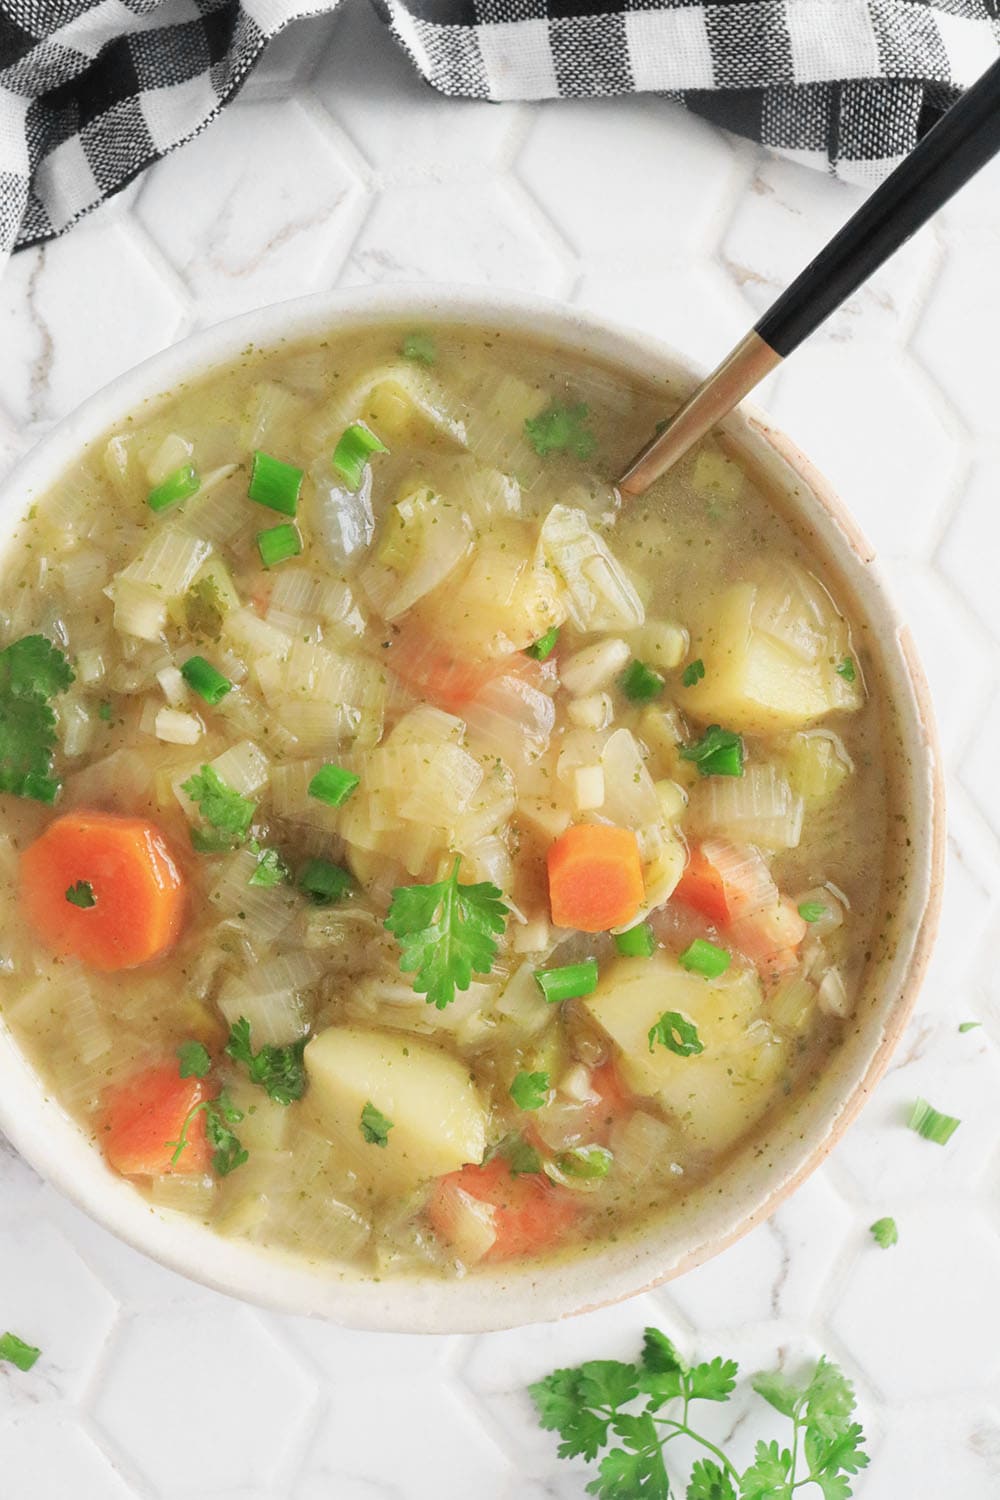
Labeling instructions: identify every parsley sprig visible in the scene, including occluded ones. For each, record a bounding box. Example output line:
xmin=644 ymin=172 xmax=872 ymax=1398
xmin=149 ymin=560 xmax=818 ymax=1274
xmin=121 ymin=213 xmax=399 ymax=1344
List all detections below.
xmin=385 ymin=856 xmax=508 ymax=1010
xmin=168 ymin=1092 xmax=248 ymax=1177
xmin=530 ymin=1327 xmax=868 ymax=1499
xmin=225 ymin=1017 xmax=308 ymax=1106
xmin=524 ymin=402 xmax=597 ymax=460
xmin=182 ymin=764 xmax=256 ymax=849
xmin=0 ymin=635 xmax=74 ymax=803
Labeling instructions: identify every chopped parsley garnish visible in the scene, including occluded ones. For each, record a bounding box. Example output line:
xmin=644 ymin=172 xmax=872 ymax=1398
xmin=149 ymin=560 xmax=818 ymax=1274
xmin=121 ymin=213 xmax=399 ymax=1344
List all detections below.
xmin=870 ymin=1216 xmax=898 ymax=1249
xmin=619 ymin=659 xmax=665 ymax=703
xmin=908 ymin=1096 xmax=960 ymax=1145
xmin=678 ymin=938 xmax=730 ymax=978
xmin=0 ymin=1332 xmax=41 ymax=1372
xmin=190 ymin=826 xmax=241 ymax=854
xmin=401 ymin=332 xmax=436 ymax=364
xmin=98 ymin=701 xmax=113 ymax=722
xmin=182 ymin=764 xmax=255 ymax=842
xmin=682 ymin=658 xmax=705 ymax=687
xmin=225 ymin=1017 xmax=308 ymax=1105
xmin=798 ymin=902 xmax=828 ymax=923
xmin=299 ymin=857 xmax=352 ymax=905
xmin=555 ymin=1144 xmax=612 ymax=1180
xmin=958 ymin=1021 xmax=981 ymax=1033
xmin=836 ymin=656 xmax=857 ymax=683
xmin=360 ymin=1100 xmax=393 ymax=1147
xmin=65 ymin=880 xmax=96 ymax=909
xmin=308 ymin=763 xmax=360 ymax=807
xmin=168 ymin=1092 xmax=247 ymax=1177
xmin=385 ymin=856 xmax=508 ymax=1010
xmin=524 ymin=402 xmax=597 ymax=460
xmin=509 ymin=1070 xmax=550 ymax=1111
xmin=530 ymin=1328 xmax=868 ymax=1500
xmin=648 ymin=1010 xmax=704 ymax=1056
xmin=176 ymin=1040 xmax=212 ymax=1079
xmin=248 ymin=846 xmax=289 ymax=888
xmin=183 ymin=575 xmax=225 ymax=640
xmin=679 ymin=724 xmax=744 ymax=778
xmin=0 ymin=634 xmax=75 ymax=803
xmin=502 ymin=1136 xmax=543 ymax=1176
xmin=525 ymin=625 xmax=559 ymax=661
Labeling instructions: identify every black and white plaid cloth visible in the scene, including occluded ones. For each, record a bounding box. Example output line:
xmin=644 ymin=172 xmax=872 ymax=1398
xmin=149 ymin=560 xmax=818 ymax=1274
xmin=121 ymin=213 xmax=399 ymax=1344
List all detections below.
xmin=1 ymin=0 xmax=998 ymax=261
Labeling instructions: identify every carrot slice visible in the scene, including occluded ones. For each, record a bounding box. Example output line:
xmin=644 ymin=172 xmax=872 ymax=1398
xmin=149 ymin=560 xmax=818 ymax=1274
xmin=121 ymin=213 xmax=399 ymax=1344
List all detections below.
xmin=102 ymin=1063 xmax=210 ymax=1176
xmin=430 ymin=1157 xmax=578 ymax=1262
xmin=21 ymin=810 xmax=186 ymax=972
xmin=547 ymin=823 xmax=644 ymax=933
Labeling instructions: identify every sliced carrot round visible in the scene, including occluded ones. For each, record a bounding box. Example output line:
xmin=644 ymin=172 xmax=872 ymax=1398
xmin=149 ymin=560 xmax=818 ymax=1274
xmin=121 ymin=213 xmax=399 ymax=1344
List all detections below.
xmin=431 ymin=1158 xmax=578 ymax=1262
xmin=547 ymin=822 xmax=644 ymax=933
xmin=102 ymin=1063 xmax=210 ymax=1177
xmin=21 ymin=810 xmax=186 ymax=972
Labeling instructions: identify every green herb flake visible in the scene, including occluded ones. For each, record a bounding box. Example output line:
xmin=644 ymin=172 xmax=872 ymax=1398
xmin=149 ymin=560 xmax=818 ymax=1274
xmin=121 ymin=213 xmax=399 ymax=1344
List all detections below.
xmin=0 ymin=1332 xmax=41 ymax=1372
xmin=0 ymin=635 xmax=75 ymax=804
xmin=65 ymin=880 xmax=96 ymax=909
xmin=360 ymin=1100 xmax=393 ymax=1147
xmin=176 ymin=1040 xmax=212 ymax=1079
xmin=504 ymin=1136 xmax=543 ymax=1177
xmin=619 ymin=658 xmax=665 ymax=704
xmin=98 ymin=701 xmax=113 ymax=722
xmin=648 ymin=1010 xmax=704 ymax=1056
xmin=524 ymin=402 xmax=597 ymax=460
xmin=679 ymin=724 xmax=744 ymax=778
xmin=184 ymin=575 xmax=225 ymax=640
xmin=248 ymin=847 xmax=289 ymax=888
xmin=401 ymin=332 xmax=436 ymax=364
xmin=509 ymin=1070 xmax=550 ymax=1111
xmin=385 ymin=856 xmax=508 ymax=1010
xmin=798 ymin=901 xmax=828 ymax=923
xmin=226 ymin=1017 xmax=308 ymax=1105
xmin=682 ymin=658 xmax=705 ymax=687
xmin=870 ymin=1216 xmax=898 ymax=1249
xmin=908 ymin=1096 xmax=961 ymax=1145
xmin=836 ymin=656 xmax=857 ymax=683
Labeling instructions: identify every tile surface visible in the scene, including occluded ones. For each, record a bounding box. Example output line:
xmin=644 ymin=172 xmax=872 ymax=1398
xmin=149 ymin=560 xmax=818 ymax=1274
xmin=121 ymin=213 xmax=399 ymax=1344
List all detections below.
xmin=0 ymin=9 xmax=997 ymax=1496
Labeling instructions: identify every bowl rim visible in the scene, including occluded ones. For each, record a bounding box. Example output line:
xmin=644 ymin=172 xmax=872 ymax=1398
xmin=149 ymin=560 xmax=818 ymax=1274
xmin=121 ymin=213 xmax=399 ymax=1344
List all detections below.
xmin=0 ymin=284 xmax=945 ymax=1331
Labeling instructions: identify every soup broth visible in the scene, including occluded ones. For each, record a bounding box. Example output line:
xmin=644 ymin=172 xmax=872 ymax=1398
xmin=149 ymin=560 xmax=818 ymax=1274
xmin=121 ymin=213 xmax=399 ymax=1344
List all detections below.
xmin=0 ymin=323 xmax=886 ymax=1276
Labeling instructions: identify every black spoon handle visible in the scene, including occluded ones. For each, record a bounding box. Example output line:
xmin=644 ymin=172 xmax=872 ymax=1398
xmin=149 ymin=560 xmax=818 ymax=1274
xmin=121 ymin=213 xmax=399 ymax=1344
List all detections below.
xmin=619 ymin=57 xmax=1000 ymax=496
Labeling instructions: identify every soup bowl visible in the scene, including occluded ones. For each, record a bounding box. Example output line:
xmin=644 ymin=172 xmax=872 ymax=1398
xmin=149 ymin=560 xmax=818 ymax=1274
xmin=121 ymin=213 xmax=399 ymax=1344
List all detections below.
xmin=0 ymin=286 xmax=943 ymax=1331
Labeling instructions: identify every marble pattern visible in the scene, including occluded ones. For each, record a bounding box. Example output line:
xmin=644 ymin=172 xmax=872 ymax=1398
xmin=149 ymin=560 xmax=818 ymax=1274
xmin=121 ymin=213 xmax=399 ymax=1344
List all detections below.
xmin=1 ymin=5 xmax=1000 ymax=1495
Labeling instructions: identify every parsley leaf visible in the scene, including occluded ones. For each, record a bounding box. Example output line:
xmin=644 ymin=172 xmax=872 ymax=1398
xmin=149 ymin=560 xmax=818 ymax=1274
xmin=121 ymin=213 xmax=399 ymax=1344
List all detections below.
xmin=0 ymin=1331 xmax=41 ymax=1372
xmin=183 ymin=575 xmax=225 ymax=640
xmin=168 ymin=1092 xmax=247 ymax=1177
xmin=360 ymin=1100 xmax=393 ymax=1147
xmin=248 ymin=846 xmax=289 ymax=888
xmin=65 ymin=880 xmax=96 ymax=908
xmin=176 ymin=1040 xmax=212 ymax=1079
xmin=688 ymin=1357 xmax=738 ymax=1403
xmin=835 ymin=656 xmax=856 ymax=683
xmin=679 ymin=725 xmax=744 ymax=778
xmin=225 ymin=1017 xmax=308 ymax=1106
xmin=182 ymin=764 xmax=255 ymax=841
xmin=385 ymin=856 xmax=508 ymax=1010
xmin=648 ymin=1011 xmax=704 ymax=1056
xmin=510 ymin=1070 xmax=550 ymax=1110
xmin=687 ymin=1458 xmax=736 ymax=1500
xmin=682 ymin=658 xmax=705 ymax=687
xmin=740 ymin=1439 xmax=794 ymax=1500
xmin=524 ymin=402 xmax=597 ymax=460
xmin=0 ymin=634 xmax=75 ymax=803
xmin=869 ymin=1216 xmax=898 ymax=1249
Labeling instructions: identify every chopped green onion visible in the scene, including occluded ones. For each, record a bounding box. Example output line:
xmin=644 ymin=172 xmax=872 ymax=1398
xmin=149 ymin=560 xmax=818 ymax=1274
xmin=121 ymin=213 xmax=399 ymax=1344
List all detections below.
xmin=525 ymin=625 xmax=559 ymax=661
xmin=619 ymin=659 xmax=665 ymax=703
xmin=147 ymin=464 xmax=199 ymax=514
xmin=509 ymin=1070 xmax=550 ymax=1111
xmin=798 ymin=901 xmax=828 ymax=923
xmin=332 ymin=422 xmax=388 ymax=491
xmin=299 ymin=858 xmax=352 ymax=905
xmin=308 ymin=764 xmax=360 ymax=808
xmin=65 ymin=880 xmax=96 ymax=909
xmin=401 ymin=332 xmax=436 ymax=364
xmin=614 ymin=921 xmax=656 ymax=958
xmin=870 ymin=1216 xmax=898 ymax=1249
xmin=679 ymin=724 xmax=744 ymax=778
xmin=678 ymin=937 xmax=731 ymax=978
xmin=257 ymin=522 xmax=302 ymax=569
xmin=0 ymin=1332 xmax=41 ymax=1372
xmin=958 ymin=1021 xmax=982 ymax=1034
xmin=180 ymin=655 xmax=232 ymax=706
xmin=556 ymin=1145 xmax=613 ymax=1180
xmin=648 ymin=1010 xmax=704 ymax=1056
xmin=248 ymin=451 xmax=303 ymax=516
xmin=681 ymin=658 xmax=705 ymax=687
xmin=534 ymin=958 xmax=599 ymax=1004
xmin=908 ymin=1096 xmax=960 ymax=1145
xmin=836 ymin=656 xmax=857 ymax=683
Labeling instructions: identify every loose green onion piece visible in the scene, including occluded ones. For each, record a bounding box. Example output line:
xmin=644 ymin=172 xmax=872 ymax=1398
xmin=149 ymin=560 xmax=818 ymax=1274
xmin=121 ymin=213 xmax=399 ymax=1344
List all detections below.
xmin=614 ymin=921 xmax=656 ymax=958
xmin=299 ymin=858 xmax=352 ymax=905
xmin=525 ymin=625 xmax=559 ymax=661
xmin=619 ymin=658 xmax=665 ymax=703
xmin=65 ymin=880 xmax=96 ymax=909
xmin=798 ymin=901 xmax=828 ymax=923
xmin=836 ymin=656 xmax=857 ymax=683
xmin=908 ymin=1096 xmax=961 ymax=1145
xmin=870 ymin=1216 xmax=898 ymax=1249
xmin=0 ymin=1332 xmax=41 ymax=1372
xmin=681 ymin=658 xmax=705 ymax=687
xmin=147 ymin=464 xmax=199 ymax=514
xmin=401 ymin=332 xmax=436 ymax=364
xmin=332 ymin=422 xmax=388 ymax=492
xmin=257 ymin=522 xmax=302 ymax=569
xmin=679 ymin=724 xmax=744 ymax=778
xmin=180 ymin=655 xmax=232 ymax=706
xmin=534 ymin=958 xmax=599 ymax=1004
xmin=958 ymin=1021 xmax=982 ymax=1033
xmin=248 ymin=450 xmax=303 ymax=516
xmin=308 ymin=764 xmax=360 ymax=808
xmin=678 ymin=937 xmax=731 ymax=978
xmin=556 ymin=1145 xmax=613 ymax=1180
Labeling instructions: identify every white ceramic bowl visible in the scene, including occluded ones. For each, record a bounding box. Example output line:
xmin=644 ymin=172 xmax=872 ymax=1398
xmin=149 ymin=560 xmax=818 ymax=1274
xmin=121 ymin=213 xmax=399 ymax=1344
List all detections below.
xmin=0 ymin=287 xmax=944 ymax=1331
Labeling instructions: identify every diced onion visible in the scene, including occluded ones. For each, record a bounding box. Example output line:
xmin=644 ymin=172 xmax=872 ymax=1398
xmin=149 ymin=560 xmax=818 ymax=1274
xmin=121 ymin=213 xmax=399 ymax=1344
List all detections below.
xmin=694 ymin=764 xmax=804 ymax=851
xmin=155 ymin=707 xmax=202 ymax=745
xmin=608 ymin=1110 xmax=681 ymax=1183
xmin=537 ymin=505 xmax=644 ymax=632
xmin=560 ymin=638 xmax=630 ymax=696
xmin=430 ymin=1181 xmax=498 ymax=1265
xmin=567 ymin=692 xmax=613 ymax=730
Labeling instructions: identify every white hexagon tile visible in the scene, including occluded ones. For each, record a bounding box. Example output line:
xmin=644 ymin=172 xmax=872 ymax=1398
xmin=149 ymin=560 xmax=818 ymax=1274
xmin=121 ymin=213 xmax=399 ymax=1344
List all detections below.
xmin=2 ymin=9 xmax=1000 ymax=1498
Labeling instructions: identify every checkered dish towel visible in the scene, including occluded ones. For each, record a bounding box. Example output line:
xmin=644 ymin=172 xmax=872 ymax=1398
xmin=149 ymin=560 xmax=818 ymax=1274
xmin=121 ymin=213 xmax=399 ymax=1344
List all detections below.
xmin=2 ymin=0 xmax=999 ymax=261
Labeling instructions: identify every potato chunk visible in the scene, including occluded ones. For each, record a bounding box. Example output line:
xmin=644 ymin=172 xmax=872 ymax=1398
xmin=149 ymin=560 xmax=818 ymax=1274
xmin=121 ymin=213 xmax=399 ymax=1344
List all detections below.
xmin=582 ymin=953 xmax=786 ymax=1153
xmin=684 ymin=565 xmax=862 ymax=734
xmin=305 ymin=1027 xmax=488 ymax=1196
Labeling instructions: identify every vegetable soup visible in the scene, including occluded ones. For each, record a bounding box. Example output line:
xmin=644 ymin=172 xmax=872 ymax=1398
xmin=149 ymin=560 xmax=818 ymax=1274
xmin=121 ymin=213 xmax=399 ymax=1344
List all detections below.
xmin=0 ymin=324 xmax=888 ymax=1275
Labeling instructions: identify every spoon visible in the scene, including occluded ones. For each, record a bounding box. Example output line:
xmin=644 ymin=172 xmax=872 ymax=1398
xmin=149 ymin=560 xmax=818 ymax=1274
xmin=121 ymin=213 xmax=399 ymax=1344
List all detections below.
xmin=618 ymin=56 xmax=1000 ymax=496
